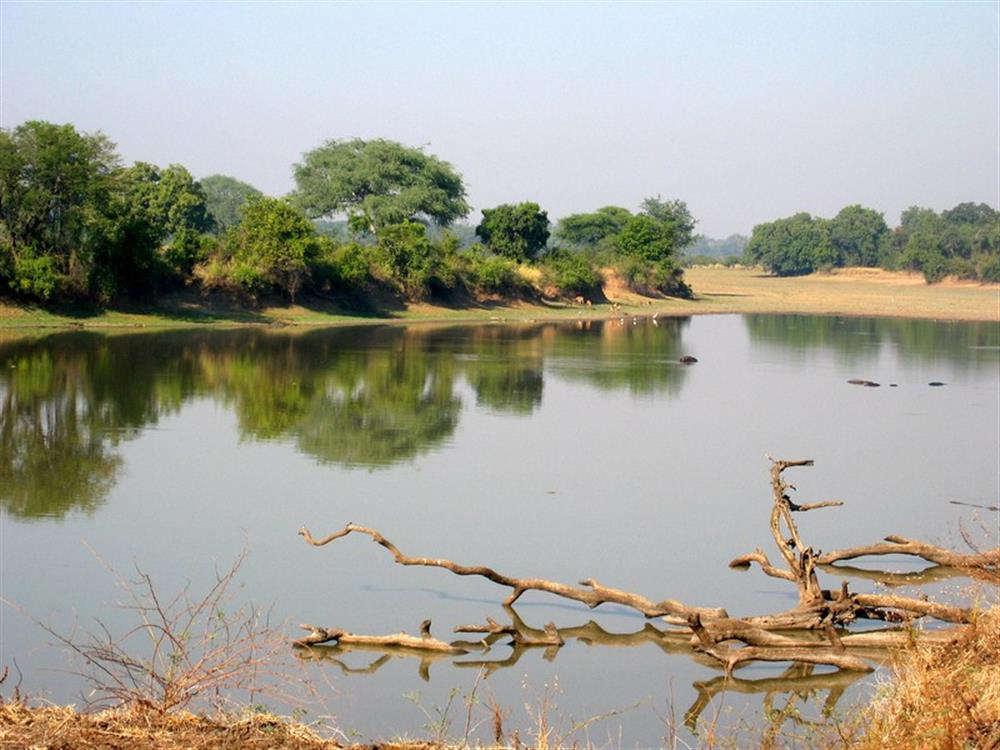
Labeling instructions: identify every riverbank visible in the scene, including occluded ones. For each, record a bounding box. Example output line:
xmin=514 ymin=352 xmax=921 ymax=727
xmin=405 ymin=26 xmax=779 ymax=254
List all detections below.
xmin=0 ymin=267 xmax=996 ymax=330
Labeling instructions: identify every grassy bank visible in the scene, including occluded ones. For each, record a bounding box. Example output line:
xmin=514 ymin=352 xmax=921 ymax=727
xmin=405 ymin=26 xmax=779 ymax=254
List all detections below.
xmin=0 ymin=267 xmax=996 ymax=330
xmin=3 ymin=607 xmax=997 ymax=750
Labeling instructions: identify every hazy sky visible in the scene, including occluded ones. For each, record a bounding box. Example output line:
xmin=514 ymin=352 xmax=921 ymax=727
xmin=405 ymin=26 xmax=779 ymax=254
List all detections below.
xmin=2 ymin=1 xmax=997 ymax=237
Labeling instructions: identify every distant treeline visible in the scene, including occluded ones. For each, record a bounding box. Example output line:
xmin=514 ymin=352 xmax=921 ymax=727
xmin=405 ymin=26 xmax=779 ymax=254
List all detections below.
xmin=744 ymin=204 xmax=1000 ymax=282
xmin=0 ymin=121 xmax=694 ymax=305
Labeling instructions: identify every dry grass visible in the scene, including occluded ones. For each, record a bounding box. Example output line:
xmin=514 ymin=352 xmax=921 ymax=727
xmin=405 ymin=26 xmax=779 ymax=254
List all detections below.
xmin=0 ymin=703 xmax=339 ymax=749
xmin=853 ymin=607 xmax=1000 ymax=750
xmin=681 ymin=267 xmax=1000 ymax=322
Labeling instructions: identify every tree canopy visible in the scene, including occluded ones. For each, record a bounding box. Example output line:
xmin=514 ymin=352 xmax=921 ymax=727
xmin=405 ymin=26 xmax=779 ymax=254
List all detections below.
xmin=744 ymin=212 xmax=836 ymax=276
xmin=291 ymin=138 xmax=469 ymax=234
xmin=475 ymin=202 xmax=550 ymax=262
xmin=639 ymin=196 xmax=697 ymax=250
xmin=555 ymin=206 xmax=632 ymax=246
xmin=0 ymin=121 xmax=118 ymax=297
xmin=201 ymin=174 xmax=263 ymax=231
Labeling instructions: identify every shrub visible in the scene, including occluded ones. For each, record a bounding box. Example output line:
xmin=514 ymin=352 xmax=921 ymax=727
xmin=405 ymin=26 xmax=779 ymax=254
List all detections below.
xmin=615 ymin=256 xmax=691 ymax=297
xmin=977 ymin=254 xmax=1000 ymax=283
xmin=539 ymin=250 xmax=602 ymax=297
xmin=222 ymin=198 xmax=320 ymax=300
xmin=464 ymin=252 xmax=523 ymax=296
xmin=311 ymin=240 xmax=373 ymax=293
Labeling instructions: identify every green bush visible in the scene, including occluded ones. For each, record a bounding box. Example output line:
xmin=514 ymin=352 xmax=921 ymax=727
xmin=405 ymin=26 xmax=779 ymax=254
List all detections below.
xmin=222 ymin=198 xmax=320 ymax=299
xmin=977 ymin=254 xmax=1000 ymax=283
xmin=312 ymin=240 xmax=373 ymax=292
xmin=615 ymin=256 xmax=691 ymax=298
xmin=162 ymin=229 xmax=215 ymax=277
xmin=539 ymin=250 xmax=602 ymax=297
xmin=12 ymin=251 xmax=59 ymax=300
xmin=464 ymin=252 xmax=523 ymax=296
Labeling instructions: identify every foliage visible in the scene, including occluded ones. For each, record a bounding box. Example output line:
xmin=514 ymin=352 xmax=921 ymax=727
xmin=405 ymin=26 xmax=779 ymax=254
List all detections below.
xmin=639 ymin=195 xmax=697 ymax=250
xmin=475 ymin=202 xmax=550 ymax=262
xmin=91 ymin=162 xmax=215 ymax=296
xmin=0 ymin=121 xmax=118 ymax=298
xmin=886 ymin=202 xmax=999 ymax=282
xmin=614 ymin=255 xmax=691 ymax=297
xmin=539 ymin=249 xmax=602 ymax=297
xmin=616 ymin=214 xmax=679 ymax=263
xmin=291 ymin=138 xmax=469 ymax=234
xmin=744 ymin=212 xmax=837 ymax=276
xmin=312 ymin=240 xmax=373 ymax=293
xmin=462 ymin=250 xmax=525 ymax=296
xmin=222 ymin=198 xmax=320 ymax=299
xmin=827 ymin=205 xmax=889 ymax=266
xmin=746 ymin=201 xmax=999 ymax=283
xmin=555 ymin=206 xmax=632 ymax=247
xmin=200 ymin=174 xmax=263 ymax=231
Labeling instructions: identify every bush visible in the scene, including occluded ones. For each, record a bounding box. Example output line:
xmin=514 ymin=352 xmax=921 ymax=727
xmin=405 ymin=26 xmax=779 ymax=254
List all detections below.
xmin=161 ymin=229 xmax=215 ymax=278
xmin=222 ymin=198 xmax=320 ymax=300
xmin=463 ymin=251 xmax=523 ymax=296
xmin=11 ymin=250 xmax=60 ymax=300
xmin=977 ymin=254 xmax=1000 ymax=283
xmin=539 ymin=250 xmax=602 ymax=297
xmin=311 ymin=240 xmax=373 ymax=293
xmin=615 ymin=256 xmax=691 ymax=297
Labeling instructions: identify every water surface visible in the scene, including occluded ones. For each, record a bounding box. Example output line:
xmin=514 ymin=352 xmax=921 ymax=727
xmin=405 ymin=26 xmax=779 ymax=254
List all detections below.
xmin=2 ymin=314 xmax=997 ymax=746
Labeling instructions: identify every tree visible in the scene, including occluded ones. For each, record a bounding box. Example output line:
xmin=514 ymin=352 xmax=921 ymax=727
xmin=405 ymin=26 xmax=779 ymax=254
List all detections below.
xmin=90 ymin=162 xmax=214 ymax=294
xmin=616 ymin=215 xmax=676 ymax=262
xmin=224 ymin=198 xmax=320 ymax=299
xmin=292 ymin=138 xmax=469 ymax=234
xmin=828 ymin=205 xmax=888 ymax=267
xmin=556 ymin=206 xmax=632 ymax=246
xmin=475 ymin=202 xmax=550 ymax=262
xmin=201 ymin=175 xmax=263 ymax=231
xmin=744 ymin=213 xmax=836 ymax=276
xmin=639 ymin=196 xmax=697 ymax=250
xmin=0 ymin=121 xmax=118 ymax=298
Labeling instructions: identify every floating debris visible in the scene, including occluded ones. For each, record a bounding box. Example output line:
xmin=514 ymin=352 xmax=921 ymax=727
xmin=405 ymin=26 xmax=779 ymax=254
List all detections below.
xmin=679 ymin=355 xmax=698 ymax=364
xmin=847 ymin=379 xmax=880 ymax=387
xmin=928 ymin=381 xmax=946 ymax=387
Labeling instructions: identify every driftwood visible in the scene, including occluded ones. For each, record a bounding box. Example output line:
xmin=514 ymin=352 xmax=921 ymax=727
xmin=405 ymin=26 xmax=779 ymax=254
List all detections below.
xmin=293 ymin=620 xmax=466 ymax=654
xmin=296 ymin=457 xmax=996 ymax=679
xmin=298 ymin=523 xmax=728 ymax=623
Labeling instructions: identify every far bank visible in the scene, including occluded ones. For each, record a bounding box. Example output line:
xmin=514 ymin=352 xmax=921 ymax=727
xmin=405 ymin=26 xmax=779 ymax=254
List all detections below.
xmin=0 ymin=267 xmax=997 ymax=331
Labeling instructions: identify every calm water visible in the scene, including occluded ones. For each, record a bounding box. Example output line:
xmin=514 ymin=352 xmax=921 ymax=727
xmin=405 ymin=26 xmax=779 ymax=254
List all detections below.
xmin=1 ymin=314 xmax=997 ymax=746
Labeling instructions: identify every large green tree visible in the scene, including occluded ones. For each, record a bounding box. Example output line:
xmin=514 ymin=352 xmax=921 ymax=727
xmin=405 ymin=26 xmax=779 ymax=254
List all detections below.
xmin=475 ymin=202 xmax=550 ymax=262
xmin=292 ymin=138 xmax=469 ymax=234
xmin=744 ymin=213 xmax=836 ymax=276
xmin=200 ymin=174 xmax=263 ymax=231
xmin=0 ymin=121 xmax=118 ymax=298
xmin=827 ymin=205 xmax=888 ymax=267
xmin=555 ymin=206 xmax=632 ymax=247
xmin=90 ymin=162 xmax=214 ymax=294
xmin=639 ymin=196 xmax=697 ymax=250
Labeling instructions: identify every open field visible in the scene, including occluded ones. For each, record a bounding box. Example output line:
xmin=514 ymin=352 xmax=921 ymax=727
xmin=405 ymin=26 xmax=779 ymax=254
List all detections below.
xmin=0 ymin=267 xmax=996 ymax=331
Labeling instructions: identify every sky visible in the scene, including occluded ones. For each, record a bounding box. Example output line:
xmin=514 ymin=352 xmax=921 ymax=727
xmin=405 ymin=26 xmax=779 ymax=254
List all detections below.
xmin=1 ymin=1 xmax=997 ymax=237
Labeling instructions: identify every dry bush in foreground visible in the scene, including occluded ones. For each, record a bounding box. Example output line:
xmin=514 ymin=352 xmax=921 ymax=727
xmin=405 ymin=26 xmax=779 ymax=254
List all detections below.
xmin=854 ymin=606 xmax=1000 ymax=750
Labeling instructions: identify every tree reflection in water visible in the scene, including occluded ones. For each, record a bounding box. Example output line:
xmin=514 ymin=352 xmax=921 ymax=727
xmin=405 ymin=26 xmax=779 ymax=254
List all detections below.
xmin=0 ymin=318 xmax=692 ymax=518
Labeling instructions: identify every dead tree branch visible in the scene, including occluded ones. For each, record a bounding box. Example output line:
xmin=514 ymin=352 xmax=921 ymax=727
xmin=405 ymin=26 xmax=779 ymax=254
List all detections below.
xmin=297 ymin=523 xmax=728 ymax=622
